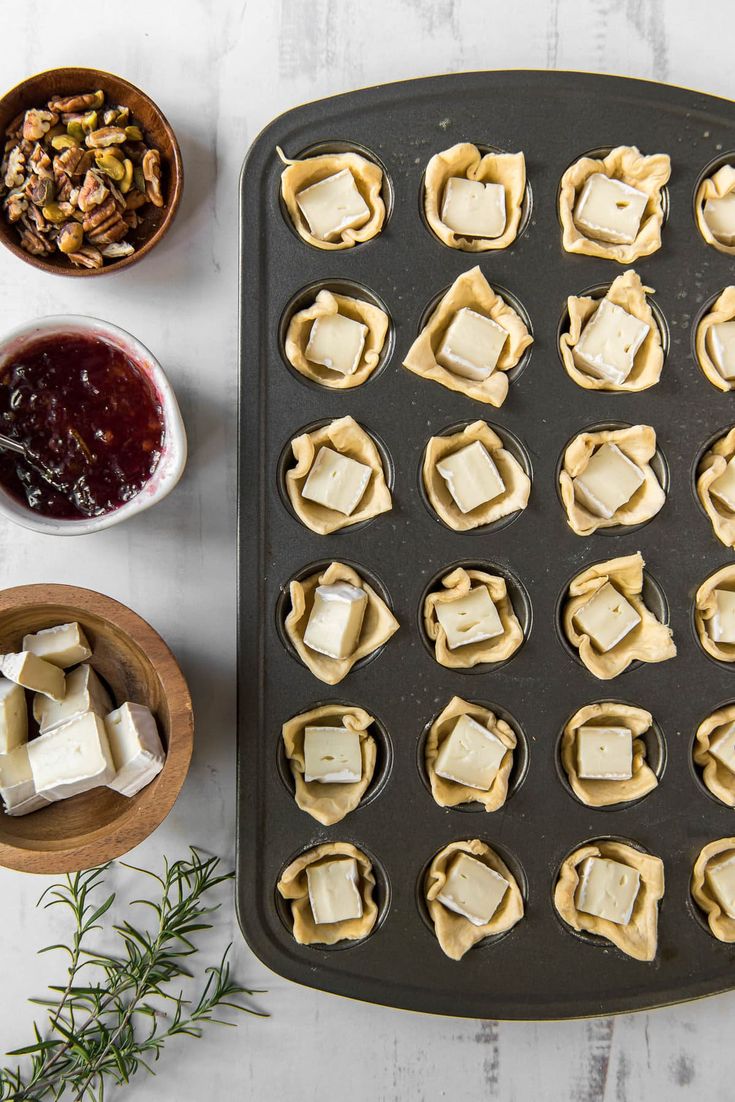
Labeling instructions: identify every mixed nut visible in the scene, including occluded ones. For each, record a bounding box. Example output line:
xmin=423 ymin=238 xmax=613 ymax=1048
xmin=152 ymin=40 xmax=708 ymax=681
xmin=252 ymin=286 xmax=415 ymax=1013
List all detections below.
xmin=0 ymin=89 xmax=165 ymax=268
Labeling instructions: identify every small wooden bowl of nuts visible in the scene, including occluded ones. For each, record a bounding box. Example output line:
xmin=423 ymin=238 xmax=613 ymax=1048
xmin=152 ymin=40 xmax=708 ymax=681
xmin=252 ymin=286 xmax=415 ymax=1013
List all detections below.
xmin=0 ymin=67 xmax=183 ymax=276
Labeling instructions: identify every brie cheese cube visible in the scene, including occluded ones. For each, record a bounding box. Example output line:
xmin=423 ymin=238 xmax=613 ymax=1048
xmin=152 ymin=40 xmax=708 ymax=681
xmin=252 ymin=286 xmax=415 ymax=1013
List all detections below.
xmin=572 ymin=443 xmax=645 ymax=520
xmin=574 ymin=173 xmax=648 ymax=244
xmin=22 ymin=622 xmax=91 ymax=669
xmin=710 ymin=589 xmax=735 ymax=644
xmin=303 ymin=583 xmax=368 ymax=660
xmin=0 ymin=744 xmax=50 ymax=816
xmin=703 ymin=192 xmax=735 ymax=246
xmin=305 ymin=313 xmax=368 ymax=377
xmin=306 ymin=856 xmax=363 ymax=924
xmin=576 ymin=725 xmax=633 ymax=780
xmin=0 ymin=677 xmax=27 ymax=754
xmin=440 ymin=176 xmax=506 ymax=239
xmin=709 ymin=321 xmax=735 ymax=382
xmin=296 ymin=169 xmax=370 ymax=241
xmin=436 ymin=441 xmax=505 ymax=515
xmin=705 ymin=850 xmax=735 ymax=918
xmin=434 ymin=713 xmax=506 ymax=790
xmin=104 ymin=702 xmax=165 ymax=798
xmin=34 ymin=663 xmax=112 ymax=734
xmin=572 ymin=582 xmax=641 ymax=654
xmin=0 ymin=651 xmax=64 ymax=701
xmin=709 ymin=456 xmax=735 ymax=512
xmin=708 ymin=720 xmax=735 ymax=774
xmin=575 ymin=856 xmax=641 ymax=925
xmin=301 ymin=446 xmax=371 ymax=517
xmin=303 ymin=725 xmax=362 ymax=784
xmin=436 ymin=308 xmax=508 ymax=382
xmin=28 ymin=712 xmax=115 ymax=802
xmin=572 ymin=298 xmax=650 ymax=386
xmin=437 ymin=851 xmax=509 ymax=927
xmin=435 ymin=586 xmax=504 ymax=651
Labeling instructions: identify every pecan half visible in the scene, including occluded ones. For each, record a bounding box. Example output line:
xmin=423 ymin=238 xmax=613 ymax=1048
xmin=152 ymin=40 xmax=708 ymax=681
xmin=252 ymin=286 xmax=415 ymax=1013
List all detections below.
xmin=77 ymin=169 xmax=109 ymax=212
xmin=67 ymin=245 xmax=103 ymax=269
xmin=85 ymin=126 xmax=127 ymax=148
xmin=28 ymin=143 xmax=53 ymax=179
xmin=82 ymin=196 xmax=118 ymax=232
xmin=3 ymin=189 xmax=28 ymax=222
xmin=47 ymin=90 xmax=104 ymax=113
xmin=19 ymin=222 xmax=52 ymax=255
xmin=22 ymin=109 xmax=58 ymax=142
xmin=142 ymin=149 xmax=163 ymax=207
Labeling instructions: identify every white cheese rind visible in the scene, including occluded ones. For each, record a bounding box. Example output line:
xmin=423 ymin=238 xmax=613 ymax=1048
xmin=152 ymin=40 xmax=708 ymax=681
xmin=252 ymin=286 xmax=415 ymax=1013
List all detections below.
xmin=572 ymin=443 xmax=645 ymax=520
xmin=303 ymin=726 xmax=362 ymax=784
xmin=703 ymin=193 xmax=735 ymax=246
xmin=28 ymin=712 xmax=115 ymax=801
xmin=572 ymin=582 xmax=641 ymax=654
xmin=434 ymin=713 xmax=506 ymax=790
xmin=436 ymin=441 xmax=505 ymax=515
xmin=437 ymin=852 xmax=509 ymax=926
xmin=705 ymin=851 xmax=735 ymax=918
xmin=436 ymin=308 xmax=508 ymax=382
xmin=306 ymin=856 xmax=363 ymax=924
xmin=709 ymin=720 xmax=735 ymax=774
xmin=576 ymin=725 xmax=633 ymax=780
xmin=440 ymin=176 xmax=506 ymax=239
xmin=0 ymin=743 xmax=51 ymax=815
xmin=435 ymin=587 xmax=504 ymax=651
xmin=296 ymin=169 xmax=370 ymax=242
xmin=104 ymin=702 xmax=165 ymax=798
xmin=303 ymin=583 xmax=368 ymax=660
xmin=709 ymin=321 xmax=735 ymax=382
xmin=708 ymin=455 xmax=735 ymax=512
xmin=0 ymin=677 xmax=27 ymax=754
xmin=574 ymin=173 xmax=648 ymax=244
xmin=575 ymin=855 xmax=641 ymax=925
xmin=22 ymin=622 xmax=92 ymax=669
xmin=33 ymin=663 xmax=112 ymax=734
xmin=305 ymin=313 xmax=368 ymax=377
xmin=301 ymin=446 xmax=372 ymax=516
xmin=0 ymin=651 xmax=65 ymax=701
xmin=710 ymin=589 xmax=735 ymax=644
xmin=572 ymin=298 xmax=650 ymax=386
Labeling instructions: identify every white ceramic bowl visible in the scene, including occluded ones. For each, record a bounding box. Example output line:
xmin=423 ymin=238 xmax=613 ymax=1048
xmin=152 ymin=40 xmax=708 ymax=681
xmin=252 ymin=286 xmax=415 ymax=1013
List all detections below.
xmin=0 ymin=315 xmax=187 ymax=535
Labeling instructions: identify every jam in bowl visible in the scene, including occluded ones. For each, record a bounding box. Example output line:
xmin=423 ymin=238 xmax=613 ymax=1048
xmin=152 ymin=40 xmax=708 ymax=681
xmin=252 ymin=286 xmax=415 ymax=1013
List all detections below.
xmin=0 ymin=317 xmax=186 ymax=534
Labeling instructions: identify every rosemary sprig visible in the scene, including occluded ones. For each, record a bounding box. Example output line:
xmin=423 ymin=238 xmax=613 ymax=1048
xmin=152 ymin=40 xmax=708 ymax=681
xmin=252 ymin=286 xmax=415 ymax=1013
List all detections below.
xmin=0 ymin=849 xmax=265 ymax=1101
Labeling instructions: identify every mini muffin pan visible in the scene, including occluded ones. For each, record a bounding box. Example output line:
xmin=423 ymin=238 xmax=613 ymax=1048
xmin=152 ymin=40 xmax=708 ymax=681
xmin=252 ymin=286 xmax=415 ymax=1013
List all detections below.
xmin=237 ymin=71 xmax=735 ymax=1018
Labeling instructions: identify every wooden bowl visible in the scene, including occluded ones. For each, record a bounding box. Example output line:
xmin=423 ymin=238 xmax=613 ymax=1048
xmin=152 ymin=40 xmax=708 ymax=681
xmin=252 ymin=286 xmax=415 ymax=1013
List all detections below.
xmin=0 ymin=67 xmax=183 ymax=277
xmin=0 ymin=584 xmax=193 ymax=873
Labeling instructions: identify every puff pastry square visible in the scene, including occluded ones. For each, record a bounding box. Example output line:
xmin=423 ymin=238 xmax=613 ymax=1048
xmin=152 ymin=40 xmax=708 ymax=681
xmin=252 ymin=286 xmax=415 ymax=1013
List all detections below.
xmin=695 ymin=165 xmax=735 ymax=255
xmin=695 ymin=286 xmax=735 ymax=393
xmin=691 ymin=838 xmax=735 ymax=942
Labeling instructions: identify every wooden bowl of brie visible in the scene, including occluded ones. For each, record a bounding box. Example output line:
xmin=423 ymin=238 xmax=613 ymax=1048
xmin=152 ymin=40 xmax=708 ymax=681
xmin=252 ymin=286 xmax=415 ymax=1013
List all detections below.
xmin=0 ymin=584 xmax=193 ymax=873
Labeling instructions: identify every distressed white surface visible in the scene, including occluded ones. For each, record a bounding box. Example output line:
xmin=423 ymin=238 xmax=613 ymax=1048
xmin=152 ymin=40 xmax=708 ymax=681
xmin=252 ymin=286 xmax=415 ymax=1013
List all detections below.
xmin=0 ymin=1 xmax=731 ymax=1099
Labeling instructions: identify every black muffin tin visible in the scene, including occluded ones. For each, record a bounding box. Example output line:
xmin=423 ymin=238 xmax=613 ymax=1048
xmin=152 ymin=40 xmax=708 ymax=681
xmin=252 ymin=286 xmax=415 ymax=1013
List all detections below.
xmin=237 ymin=71 xmax=735 ymax=1019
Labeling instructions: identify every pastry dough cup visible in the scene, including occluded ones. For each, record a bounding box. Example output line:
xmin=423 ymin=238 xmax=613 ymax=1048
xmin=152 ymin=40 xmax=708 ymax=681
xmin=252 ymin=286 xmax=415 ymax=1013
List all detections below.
xmin=693 ymin=703 xmax=735 ymax=807
xmin=694 ymin=287 xmax=735 ymax=393
xmin=423 ymin=142 xmax=526 ymax=252
xmin=559 ymin=423 xmax=665 ymax=536
xmin=423 ymin=566 xmax=524 ymax=670
xmin=694 ymin=164 xmax=735 ymax=255
xmin=554 ymin=840 xmax=664 ymax=961
xmin=424 ymin=838 xmax=524 ymax=960
xmin=691 ymin=837 xmax=735 ymax=942
xmin=284 ymin=561 xmax=399 ymax=685
xmin=694 ymin=564 xmax=735 ymax=664
xmin=561 ymin=552 xmax=676 ymax=680
xmin=403 ymin=267 xmax=533 ymax=408
xmin=560 ymin=702 xmax=658 ymax=808
xmin=559 ymin=270 xmax=664 ymax=393
xmin=285 ymin=416 xmax=392 ymax=535
xmin=696 ymin=426 xmax=735 ymax=547
xmin=558 ymin=145 xmax=670 ymax=263
xmin=277 ymin=841 xmax=378 ymax=946
xmin=424 ymin=696 xmax=517 ymax=812
xmin=279 ymin=149 xmax=385 ymax=250
xmin=423 ymin=421 xmax=531 ymax=532
xmin=282 ymin=703 xmax=378 ymax=826
xmin=283 ymin=288 xmax=390 ymax=390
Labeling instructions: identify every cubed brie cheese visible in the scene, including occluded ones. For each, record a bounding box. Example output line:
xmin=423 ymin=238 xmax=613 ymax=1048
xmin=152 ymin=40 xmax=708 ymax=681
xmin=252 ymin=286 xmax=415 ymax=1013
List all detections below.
xmin=295 ymin=169 xmax=370 ymax=242
xmin=440 ymin=176 xmax=506 ymax=239
xmin=709 ymin=456 xmax=735 ymax=512
xmin=0 ymin=651 xmax=64 ymax=701
xmin=34 ymin=663 xmax=112 ymax=734
xmin=705 ymin=850 xmax=735 ymax=918
xmin=708 ymin=320 xmax=735 ymax=382
xmin=0 ymin=677 xmax=27 ymax=754
xmin=575 ymin=856 xmax=641 ymax=925
xmin=573 ymin=582 xmax=641 ymax=654
xmin=437 ymin=851 xmax=509 ymax=926
xmin=436 ymin=440 xmax=505 ymax=514
xmin=104 ymin=702 xmax=165 ymax=798
xmin=710 ymin=589 xmax=735 ymax=644
xmin=0 ymin=744 xmax=51 ymax=816
xmin=435 ymin=586 xmax=504 ymax=651
xmin=703 ymin=192 xmax=735 ymax=246
xmin=22 ymin=622 xmax=91 ymax=668
xmin=572 ymin=298 xmax=650 ymax=386
xmin=303 ymin=583 xmax=368 ymax=660
xmin=572 ymin=443 xmax=645 ymax=520
xmin=28 ymin=712 xmax=115 ymax=801
xmin=301 ymin=446 xmax=372 ymax=516
xmin=576 ymin=725 xmax=633 ymax=780
xmin=436 ymin=307 xmax=508 ymax=382
xmin=305 ymin=313 xmax=368 ymax=377
xmin=306 ymin=856 xmax=363 ymax=924
xmin=574 ymin=173 xmax=648 ymax=244
xmin=434 ymin=713 xmax=506 ymax=790
xmin=708 ymin=720 xmax=735 ymax=774
xmin=303 ymin=725 xmax=362 ymax=784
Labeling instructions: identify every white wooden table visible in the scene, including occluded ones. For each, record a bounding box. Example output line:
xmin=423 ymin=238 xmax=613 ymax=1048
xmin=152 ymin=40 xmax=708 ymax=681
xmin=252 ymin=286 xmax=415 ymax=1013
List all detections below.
xmin=0 ymin=2 xmax=731 ymax=1097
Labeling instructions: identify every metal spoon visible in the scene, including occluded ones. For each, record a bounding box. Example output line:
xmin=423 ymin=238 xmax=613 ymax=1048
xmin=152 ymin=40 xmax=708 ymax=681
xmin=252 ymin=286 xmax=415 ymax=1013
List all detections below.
xmin=0 ymin=432 xmax=67 ymax=494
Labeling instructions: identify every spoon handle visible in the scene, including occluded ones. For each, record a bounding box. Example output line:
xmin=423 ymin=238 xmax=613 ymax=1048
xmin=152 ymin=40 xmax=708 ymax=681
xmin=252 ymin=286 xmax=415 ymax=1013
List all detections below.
xmin=0 ymin=433 xmax=25 ymax=457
